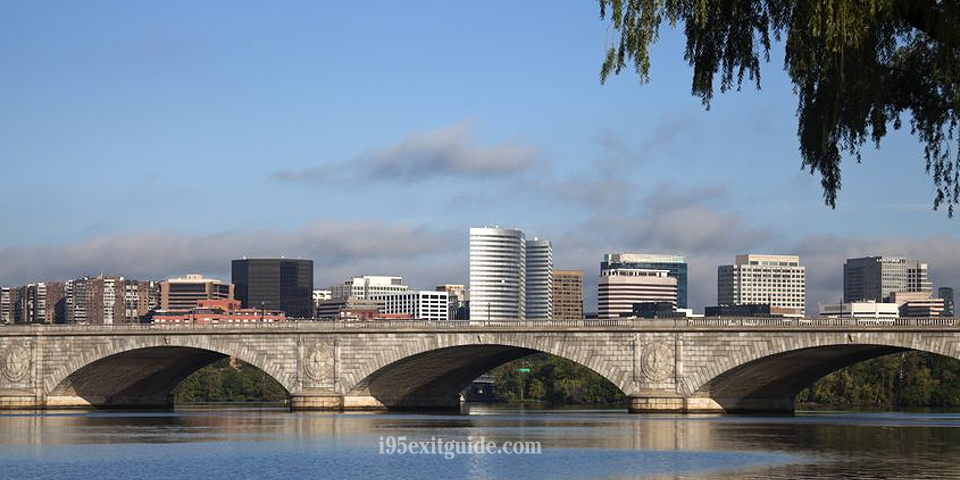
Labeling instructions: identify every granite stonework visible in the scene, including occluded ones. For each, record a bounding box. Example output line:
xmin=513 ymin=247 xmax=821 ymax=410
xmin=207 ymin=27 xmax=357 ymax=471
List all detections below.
xmin=0 ymin=319 xmax=957 ymax=413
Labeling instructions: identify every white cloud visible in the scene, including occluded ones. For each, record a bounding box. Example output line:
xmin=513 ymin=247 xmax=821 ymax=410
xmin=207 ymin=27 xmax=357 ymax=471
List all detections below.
xmin=272 ymin=121 xmax=541 ymax=184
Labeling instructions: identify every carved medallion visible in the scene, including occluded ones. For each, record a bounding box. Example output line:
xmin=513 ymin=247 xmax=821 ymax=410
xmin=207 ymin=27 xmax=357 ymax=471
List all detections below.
xmin=303 ymin=342 xmax=334 ymax=383
xmin=641 ymin=342 xmax=673 ymax=382
xmin=1 ymin=345 xmax=30 ymax=383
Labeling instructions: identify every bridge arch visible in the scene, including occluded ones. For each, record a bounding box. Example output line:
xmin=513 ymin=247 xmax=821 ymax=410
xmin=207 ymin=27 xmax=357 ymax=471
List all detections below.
xmin=44 ymin=336 xmax=293 ymax=409
xmin=687 ymin=333 xmax=960 ymax=412
xmin=341 ymin=335 xmax=629 ymax=411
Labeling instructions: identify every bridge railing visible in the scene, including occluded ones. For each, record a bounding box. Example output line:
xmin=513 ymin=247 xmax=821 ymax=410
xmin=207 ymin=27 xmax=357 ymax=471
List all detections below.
xmin=3 ymin=316 xmax=960 ymax=331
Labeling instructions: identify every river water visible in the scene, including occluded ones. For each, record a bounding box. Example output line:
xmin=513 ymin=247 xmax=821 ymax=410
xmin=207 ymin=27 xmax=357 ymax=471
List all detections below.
xmin=1 ymin=405 xmax=958 ymax=480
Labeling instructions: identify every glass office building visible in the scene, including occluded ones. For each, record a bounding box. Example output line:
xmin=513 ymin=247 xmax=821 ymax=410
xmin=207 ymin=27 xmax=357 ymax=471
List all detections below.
xmin=232 ymin=258 xmax=314 ymax=318
xmin=601 ymin=253 xmax=688 ymax=309
xmin=939 ymin=287 xmax=955 ymax=317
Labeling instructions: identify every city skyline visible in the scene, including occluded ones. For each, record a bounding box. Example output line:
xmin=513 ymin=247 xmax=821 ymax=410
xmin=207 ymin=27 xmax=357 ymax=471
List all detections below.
xmin=1 ymin=3 xmax=958 ymax=313
xmin=0 ymin=242 xmax=952 ymax=316
xmin=3 ymin=3 xmax=960 ymax=478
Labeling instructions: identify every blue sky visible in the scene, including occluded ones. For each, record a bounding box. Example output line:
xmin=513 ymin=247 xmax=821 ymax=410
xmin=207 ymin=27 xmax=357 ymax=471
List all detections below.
xmin=1 ymin=1 xmax=957 ymax=311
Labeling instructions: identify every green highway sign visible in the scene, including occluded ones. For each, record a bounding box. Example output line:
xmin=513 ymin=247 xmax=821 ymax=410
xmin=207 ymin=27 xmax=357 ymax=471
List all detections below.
xmin=517 ymin=368 xmax=531 ymax=373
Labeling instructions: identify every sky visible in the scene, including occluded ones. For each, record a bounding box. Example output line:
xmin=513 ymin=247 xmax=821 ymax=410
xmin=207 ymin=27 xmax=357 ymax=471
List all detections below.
xmin=1 ymin=1 xmax=957 ymax=313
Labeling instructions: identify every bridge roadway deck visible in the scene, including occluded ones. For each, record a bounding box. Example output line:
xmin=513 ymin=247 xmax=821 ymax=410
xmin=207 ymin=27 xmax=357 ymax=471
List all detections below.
xmin=1 ymin=317 xmax=959 ymax=335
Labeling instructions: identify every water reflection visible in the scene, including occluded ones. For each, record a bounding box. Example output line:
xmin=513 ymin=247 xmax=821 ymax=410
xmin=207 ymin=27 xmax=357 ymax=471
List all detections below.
xmin=0 ymin=405 xmax=958 ymax=479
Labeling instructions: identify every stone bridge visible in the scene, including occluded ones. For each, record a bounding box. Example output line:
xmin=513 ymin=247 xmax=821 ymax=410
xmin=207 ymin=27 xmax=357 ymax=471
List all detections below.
xmin=1 ymin=317 xmax=959 ymax=413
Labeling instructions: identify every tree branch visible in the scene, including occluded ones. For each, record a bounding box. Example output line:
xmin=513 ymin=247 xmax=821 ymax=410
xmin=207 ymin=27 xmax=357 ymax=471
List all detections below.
xmin=894 ymin=0 xmax=960 ymax=46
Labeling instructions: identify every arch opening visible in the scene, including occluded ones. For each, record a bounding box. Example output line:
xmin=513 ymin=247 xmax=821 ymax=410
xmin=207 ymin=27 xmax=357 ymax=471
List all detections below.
xmin=349 ymin=344 xmax=626 ymax=411
xmin=797 ymin=350 xmax=960 ymax=410
xmin=174 ymin=358 xmax=290 ymax=405
xmin=697 ymin=344 xmax=911 ymax=412
xmin=48 ymin=346 xmax=289 ymax=410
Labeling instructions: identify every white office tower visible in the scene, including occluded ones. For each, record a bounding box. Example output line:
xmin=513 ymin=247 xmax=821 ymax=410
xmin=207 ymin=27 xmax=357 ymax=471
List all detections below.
xmin=371 ymin=291 xmax=451 ymax=321
xmin=718 ymin=254 xmax=806 ymax=315
xmin=525 ymin=238 xmax=553 ymax=319
xmin=598 ymin=269 xmax=678 ymax=318
xmin=470 ymin=227 xmax=526 ymax=320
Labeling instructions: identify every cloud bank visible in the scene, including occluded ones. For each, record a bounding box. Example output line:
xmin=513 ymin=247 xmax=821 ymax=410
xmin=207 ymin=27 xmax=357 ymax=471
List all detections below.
xmin=1 ymin=211 xmax=956 ymax=315
xmin=547 ymin=184 xmax=960 ymax=313
xmin=0 ymin=222 xmax=464 ymax=292
xmin=272 ymin=121 xmax=540 ymax=184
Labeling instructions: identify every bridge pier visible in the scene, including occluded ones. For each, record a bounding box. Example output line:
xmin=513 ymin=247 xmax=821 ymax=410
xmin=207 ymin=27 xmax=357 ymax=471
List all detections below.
xmin=629 ymin=395 xmax=686 ymax=413
xmin=0 ymin=393 xmax=177 ymax=411
xmin=290 ymin=393 xmax=462 ymax=412
xmin=290 ymin=393 xmax=345 ymax=411
xmin=0 ymin=393 xmax=42 ymax=410
xmin=628 ymin=395 xmax=727 ymax=413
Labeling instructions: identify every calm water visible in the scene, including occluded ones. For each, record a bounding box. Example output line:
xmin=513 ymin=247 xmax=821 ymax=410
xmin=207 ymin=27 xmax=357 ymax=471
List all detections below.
xmin=1 ymin=405 xmax=959 ymax=480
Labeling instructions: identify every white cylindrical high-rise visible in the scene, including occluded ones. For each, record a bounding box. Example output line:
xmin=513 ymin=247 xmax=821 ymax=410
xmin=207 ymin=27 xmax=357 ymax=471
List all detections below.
xmin=525 ymin=238 xmax=553 ymax=319
xmin=469 ymin=227 xmax=526 ymax=320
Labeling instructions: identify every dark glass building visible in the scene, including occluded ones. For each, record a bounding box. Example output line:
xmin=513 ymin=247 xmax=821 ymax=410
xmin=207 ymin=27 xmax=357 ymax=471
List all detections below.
xmin=939 ymin=287 xmax=955 ymax=317
xmin=231 ymin=259 xmax=314 ymax=318
xmin=601 ymin=253 xmax=688 ymax=308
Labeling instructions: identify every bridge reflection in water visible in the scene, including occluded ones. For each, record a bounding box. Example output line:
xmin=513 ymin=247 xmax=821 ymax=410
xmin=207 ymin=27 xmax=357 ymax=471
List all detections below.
xmin=0 ymin=317 xmax=957 ymax=413
xmin=4 ymin=408 xmax=960 ymax=479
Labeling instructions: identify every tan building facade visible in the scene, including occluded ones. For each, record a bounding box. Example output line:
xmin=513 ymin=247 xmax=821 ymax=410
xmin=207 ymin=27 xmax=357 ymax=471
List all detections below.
xmin=598 ymin=269 xmax=677 ymax=319
xmin=552 ymin=270 xmax=583 ymax=320
xmin=160 ymin=274 xmax=234 ymax=311
xmin=889 ymin=291 xmax=946 ymax=317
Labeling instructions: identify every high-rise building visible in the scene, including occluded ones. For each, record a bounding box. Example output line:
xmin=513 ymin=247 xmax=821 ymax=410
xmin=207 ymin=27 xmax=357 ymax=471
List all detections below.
xmin=436 ymin=284 xmax=467 ymax=319
xmin=938 ymin=287 xmax=955 ymax=317
xmin=598 ymin=269 xmax=677 ymax=318
xmin=15 ymin=282 xmax=67 ymax=323
xmin=718 ymin=254 xmax=806 ymax=315
xmin=843 ymin=256 xmax=931 ymax=303
xmin=552 ymin=270 xmax=583 ymax=320
xmin=122 ymin=280 xmax=159 ymax=322
xmin=231 ymin=259 xmax=314 ymax=318
xmin=43 ymin=282 xmax=66 ymax=324
xmin=21 ymin=284 xmax=44 ymax=323
xmin=469 ymin=227 xmax=526 ymax=320
xmin=60 ymin=275 xmax=157 ymax=324
xmin=160 ymin=274 xmax=234 ymax=312
xmin=84 ymin=276 xmax=127 ymax=325
xmin=602 ymin=253 xmax=689 ymax=308
xmin=371 ymin=291 xmax=451 ymax=321
xmin=65 ymin=277 xmax=86 ymax=323
xmin=331 ymin=275 xmax=407 ymax=301
xmin=0 ymin=287 xmax=16 ymax=324
xmin=525 ymin=238 xmax=553 ymax=319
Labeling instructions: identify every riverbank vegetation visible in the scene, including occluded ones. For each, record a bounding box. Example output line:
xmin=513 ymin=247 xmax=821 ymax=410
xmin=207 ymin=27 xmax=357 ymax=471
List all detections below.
xmin=798 ymin=352 xmax=960 ymax=409
xmin=174 ymin=358 xmax=288 ymax=403
xmin=489 ymin=351 xmax=960 ymax=409
xmin=173 ymin=351 xmax=960 ymax=410
xmin=489 ymin=354 xmax=627 ymax=404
